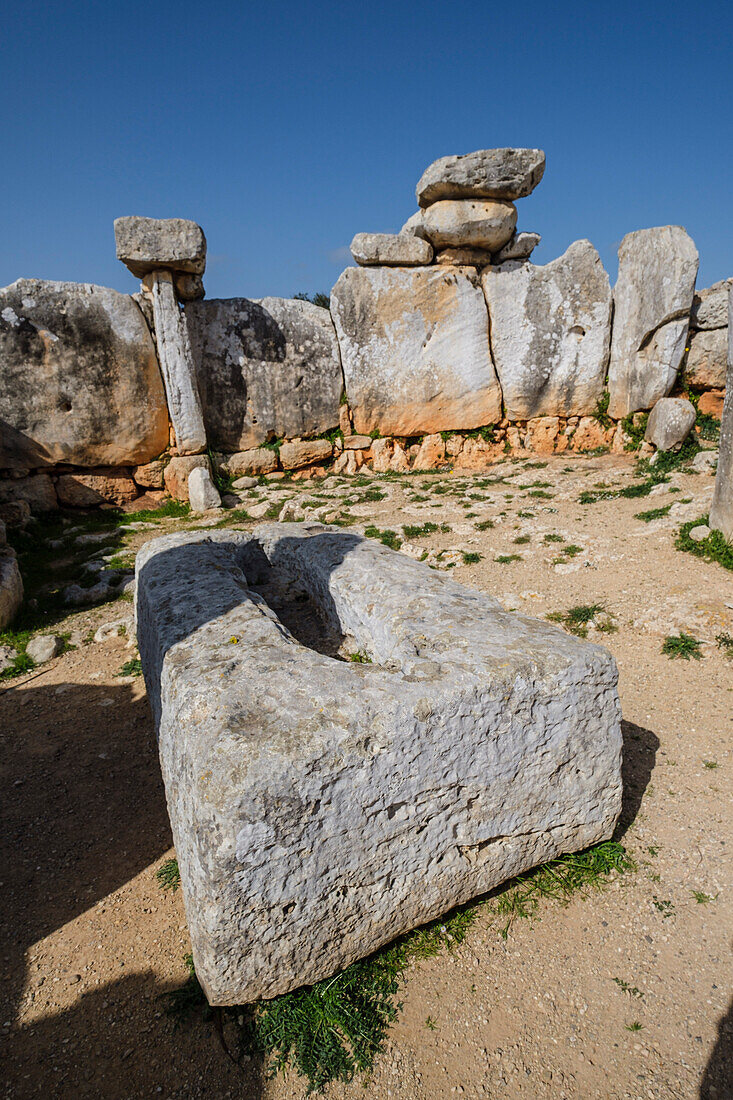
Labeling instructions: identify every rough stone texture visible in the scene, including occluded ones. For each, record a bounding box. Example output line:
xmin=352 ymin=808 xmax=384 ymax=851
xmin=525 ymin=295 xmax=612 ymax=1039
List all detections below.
xmin=524 ymin=417 xmax=562 ymax=455
xmin=0 ymin=279 xmax=168 ymax=469
xmin=607 ymin=227 xmax=698 ymax=418
xmin=225 ymin=449 xmax=279 ymax=477
xmin=186 ymin=297 xmax=342 ymax=452
xmin=493 ymin=232 xmax=541 ymax=264
xmin=145 ymin=271 xmax=207 ymax=456
xmin=570 ymin=417 xmax=611 ymax=452
xmin=0 ymin=474 xmax=57 ymax=512
xmin=174 ymin=273 xmax=206 ymax=302
xmin=133 ymin=459 xmax=167 ymax=489
xmin=644 ymin=397 xmax=697 ymax=451
xmin=56 ymin=470 xmax=139 ymax=507
xmin=685 ymin=327 xmax=728 ymax=390
xmin=331 ymin=266 xmax=502 ymax=436
xmin=690 ymin=279 xmax=732 ymax=330
xmin=114 ymin=217 xmax=207 ymax=278
xmin=709 ymin=283 xmax=733 ymax=540
xmin=188 ymin=467 xmax=222 ymax=513
xmin=164 ymin=455 xmax=210 ymax=502
xmin=399 ymin=211 xmax=430 ymax=240
xmin=416 ymin=148 xmax=546 ymax=207
xmin=698 ymin=390 xmax=724 ymax=418
xmin=279 ymin=440 xmax=333 ymax=470
xmin=413 ymin=434 xmax=446 ymax=469
xmin=421 ymin=200 xmax=517 ymax=252
xmin=0 ymin=549 xmax=23 ymax=629
xmin=350 ymin=233 xmax=433 ymax=266
xmin=343 ymin=435 xmax=372 ymax=450
xmin=135 ymin=523 xmax=622 ymax=1005
xmin=435 ymin=247 xmax=494 ymax=268
xmin=26 ymin=634 xmax=64 ymax=664
xmin=0 ymin=499 xmax=32 ymax=528
xmin=481 ymin=241 xmax=612 ymax=420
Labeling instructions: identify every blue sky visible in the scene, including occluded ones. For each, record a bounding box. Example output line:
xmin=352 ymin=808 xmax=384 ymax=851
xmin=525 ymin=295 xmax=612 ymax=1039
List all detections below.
xmin=1 ymin=0 xmax=731 ymax=300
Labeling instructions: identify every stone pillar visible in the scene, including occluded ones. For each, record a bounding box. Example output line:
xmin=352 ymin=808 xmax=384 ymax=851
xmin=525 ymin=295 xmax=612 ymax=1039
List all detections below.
xmin=114 ymin=216 xmax=208 ymax=455
xmin=709 ymin=283 xmax=733 ymax=541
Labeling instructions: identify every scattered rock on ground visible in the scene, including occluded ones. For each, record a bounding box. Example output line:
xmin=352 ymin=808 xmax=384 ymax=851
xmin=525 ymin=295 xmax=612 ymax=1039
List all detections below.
xmin=688 ymin=524 xmax=711 ymax=542
xmin=645 ymin=397 xmax=697 ymax=451
xmin=188 ymin=467 xmax=222 ymax=513
xmin=26 ymin=634 xmax=64 ymax=664
xmin=163 ymin=455 xmax=210 ymax=502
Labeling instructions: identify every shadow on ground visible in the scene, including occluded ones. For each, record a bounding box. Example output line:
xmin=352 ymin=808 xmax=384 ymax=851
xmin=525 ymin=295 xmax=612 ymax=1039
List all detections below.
xmin=700 ymin=996 xmax=733 ymax=1099
xmin=615 ymin=719 xmax=660 ymax=840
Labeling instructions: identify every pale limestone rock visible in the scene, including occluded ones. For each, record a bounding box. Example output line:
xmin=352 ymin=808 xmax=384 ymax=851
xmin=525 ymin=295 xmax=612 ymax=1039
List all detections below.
xmin=481 ymin=241 xmax=612 ymax=419
xmin=524 ymin=417 xmax=561 ymax=455
xmin=26 ymin=634 xmax=64 ymax=664
xmin=188 ymin=467 xmax=222 ymax=513
xmin=145 ymin=271 xmax=207 ymax=456
xmin=0 ymin=279 xmax=168 ymax=469
xmin=231 ymin=476 xmax=258 ymax=490
xmin=435 ymin=247 xmax=494 ymax=267
xmin=115 ymin=216 xmax=206 ymax=278
xmin=413 ymin=434 xmax=446 ymax=469
xmin=607 ymin=227 xmax=698 ymax=418
xmin=56 ymin=470 xmax=139 ymax=507
xmin=279 ymin=440 xmax=333 ymax=470
xmin=133 ymin=459 xmax=167 ymax=489
xmin=186 ymin=297 xmax=342 ymax=452
xmin=399 ymin=211 xmax=430 ymax=240
xmin=389 ymin=442 xmax=411 ymax=472
xmin=0 ymin=549 xmax=22 ymax=629
xmin=644 ymin=397 xmax=696 ymax=451
xmin=350 ymin=233 xmax=433 ymax=266
xmin=370 ymin=438 xmax=393 ymax=472
xmin=331 ymin=266 xmax=501 ymax=436
xmin=135 ymin=523 xmax=621 ymax=1004
xmin=690 ymin=279 xmax=732 ymax=330
xmin=343 ymin=435 xmax=372 ymax=450
xmin=225 ymin=449 xmax=279 ymax=477
xmin=421 ymin=200 xmax=517 ymax=252
xmin=416 ymin=148 xmax=546 ymax=207
xmin=685 ymin=327 xmax=728 ymax=389
xmin=493 ymin=232 xmax=541 ymax=263
xmin=164 ymin=455 xmax=210 ymax=502
xmin=571 ymin=417 xmax=610 ymax=452
xmin=688 ymin=524 xmax=711 ymax=542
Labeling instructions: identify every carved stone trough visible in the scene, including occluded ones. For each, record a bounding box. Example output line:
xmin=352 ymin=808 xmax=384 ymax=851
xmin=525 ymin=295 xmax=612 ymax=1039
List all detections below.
xmin=135 ymin=523 xmax=622 ymax=1005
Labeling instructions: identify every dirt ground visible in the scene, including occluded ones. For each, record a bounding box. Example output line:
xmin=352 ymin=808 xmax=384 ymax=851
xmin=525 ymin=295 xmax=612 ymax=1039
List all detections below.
xmin=2 ymin=451 xmax=731 ymax=1100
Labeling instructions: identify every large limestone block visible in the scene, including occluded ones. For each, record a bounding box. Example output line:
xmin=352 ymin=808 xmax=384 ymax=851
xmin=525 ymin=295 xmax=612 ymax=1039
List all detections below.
xmin=607 ymin=227 xmax=698 ymax=418
xmin=416 ymin=148 xmax=546 ymax=207
xmin=644 ymin=397 xmax=696 ymax=451
xmin=481 ymin=241 xmax=613 ymax=419
xmin=279 ymin=439 xmax=333 ymax=470
xmin=685 ymin=327 xmax=728 ymax=389
xmin=0 ymin=474 xmax=57 ymax=512
xmin=0 ymin=549 xmax=23 ymax=629
xmin=331 ymin=266 xmax=502 ymax=436
xmin=136 ymin=524 xmax=623 ymax=1005
xmin=0 ymin=279 xmax=169 ymax=468
xmin=690 ymin=279 xmax=732 ymax=330
xmin=350 ymin=233 xmax=433 ymax=266
xmin=421 ymin=200 xmax=517 ymax=252
xmin=186 ymin=297 xmax=343 ymax=452
xmin=188 ymin=467 xmax=221 ymax=513
xmin=114 ymin=216 xmax=207 ymax=278
xmin=56 ymin=469 xmax=138 ymax=507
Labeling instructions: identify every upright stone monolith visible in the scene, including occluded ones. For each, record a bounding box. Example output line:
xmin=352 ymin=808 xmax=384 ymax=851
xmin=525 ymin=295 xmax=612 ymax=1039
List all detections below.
xmin=709 ymin=283 xmax=733 ymax=541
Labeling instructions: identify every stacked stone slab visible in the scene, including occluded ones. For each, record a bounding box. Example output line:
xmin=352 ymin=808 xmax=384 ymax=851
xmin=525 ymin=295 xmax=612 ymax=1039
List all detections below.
xmin=684 ymin=278 xmax=731 ymax=418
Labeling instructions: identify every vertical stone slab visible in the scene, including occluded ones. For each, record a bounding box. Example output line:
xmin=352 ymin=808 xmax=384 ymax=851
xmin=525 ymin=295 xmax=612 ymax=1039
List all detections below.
xmin=709 ymin=284 xmax=733 ymax=541
xmin=607 ymin=226 xmax=698 ymax=418
xmin=147 ymin=271 xmax=207 ymax=455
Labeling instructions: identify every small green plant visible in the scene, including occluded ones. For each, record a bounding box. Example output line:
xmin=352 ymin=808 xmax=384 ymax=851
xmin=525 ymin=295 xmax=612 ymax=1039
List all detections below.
xmin=156 ymin=857 xmax=181 ymax=893
xmin=593 ymin=392 xmax=613 ymax=429
xmin=543 ymin=533 xmax=564 ymax=543
xmin=676 ymin=517 xmax=733 ymax=571
xmin=702 ymin=759 xmax=718 ymax=770
xmin=474 ymin=519 xmax=495 ymax=531
xmin=661 ymin=633 xmax=702 ymax=660
xmin=117 ymin=657 xmax=143 ymax=677
xmin=527 ymin=489 xmax=553 ymax=499
xmin=495 ymin=554 xmax=522 ymax=564
xmin=424 ymin=1016 xmax=437 ymax=1031
xmin=462 ymin=552 xmax=482 ymax=564
xmin=652 ymin=897 xmax=675 ymax=918
xmin=613 ymin=977 xmax=644 ymax=998
xmin=402 ymin=522 xmax=449 ymax=539
xmin=625 ymin=1021 xmax=644 ymax=1032
xmin=716 ymin=633 xmax=733 ymax=656
xmin=513 ymin=535 xmax=531 ymax=545
xmin=620 ymin=411 xmax=648 ymax=449
xmin=294 ymin=291 xmax=330 ymax=309
xmin=364 ymin=526 xmax=402 ymax=550
xmin=349 ymin=651 xmax=372 ymax=664
xmin=561 ymin=544 xmax=583 ymax=558
xmin=547 ymin=604 xmax=608 ymax=638
xmin=634 ymin=504 xmax=672 ymax=522
xmin=691 ymin=890 xmax=717 ymax=904
xmin=695 ymin=410 xmax=721 ymax=442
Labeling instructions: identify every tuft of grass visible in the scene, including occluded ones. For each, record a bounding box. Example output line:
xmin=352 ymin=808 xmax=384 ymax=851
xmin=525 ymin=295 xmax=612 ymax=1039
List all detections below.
xmin=461 ymin=552 xmax=482 ymax=565
xmin=695 ymin=410 xmax=721 ymax=442
xmin=513 ymin=535 xmax=531 ymax=545
xmin=634 ymin=504 xmax=672 ymax=522
xmin=117 ymin=657 xmax=143 ymax=677
xmin=625 ymin=1021 xmax=644 ymax=1032
xmin=691 ymin=890 xmax=717 ymax=904
xmin=715 ymin=633 xmax=733 ymax=657
xmin=593 ymin=391 xmax=613 ymax=429
xmin=348 ymin=651 xmax=372 ymax=664
xmin=402 ymin=522 xmax=450 ymax=539
xmin=156 ymin=857 xmax=181 ymax=893
xmin=547 ymin=604 xmax=610 ymax=638
xmin=676 ymin=517 xmax=733 ymax=572
xmin=661 ymin=633 xmax=703 ymax=660
xmin=495 ymin=554 xmax=522 ymax=564
xmin=364 ymin=526 xmax=402 ymax=550
xmin=543 ymin=533 xmax=564 ymax=543
xmin=702 ymin=759 xmax=718 ymax=769
xmin=474 ymin=519 xmax=495 ymax=531
xmin=620 ymin=411 xmax=648 ymax=449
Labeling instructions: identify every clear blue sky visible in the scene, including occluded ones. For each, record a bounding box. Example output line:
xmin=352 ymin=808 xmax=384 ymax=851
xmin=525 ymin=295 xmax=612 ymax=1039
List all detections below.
xmin=1 ymin=0 xmax=731 ymax=300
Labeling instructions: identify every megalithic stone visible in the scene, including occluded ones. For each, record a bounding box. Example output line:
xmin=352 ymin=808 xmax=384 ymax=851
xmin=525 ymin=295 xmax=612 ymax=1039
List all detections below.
xmin=709 ymin=283 xmax=733 ymax=541
xmin=145 ymin=270 xmax=207 ymax=455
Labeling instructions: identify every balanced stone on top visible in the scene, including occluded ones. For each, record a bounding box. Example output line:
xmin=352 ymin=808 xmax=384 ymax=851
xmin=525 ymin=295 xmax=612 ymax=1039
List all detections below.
xmin=493 ymin=231 xmax=541 ymax=264
xmin=420 ymin=199 xmax=517 ymax=252
xmin=350 ymin=232 xmax=433 ymax=267
xmin=416 ymin=148 xmax=546 ymax=207
xmin=114 ymin=216 xmax=207 ymax=278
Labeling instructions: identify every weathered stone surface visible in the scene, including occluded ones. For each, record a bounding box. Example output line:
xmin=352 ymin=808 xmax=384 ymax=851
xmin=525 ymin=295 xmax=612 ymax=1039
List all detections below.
xmin=690 ymin=279 xmax=732 ymax=330
xmin=570 ymin=417 xmax=611 ymax=452
xmin=56 ymin=470 xmax=139 ymax=507
xmin=186 ymin=297 xmax=342 ymax=452
xmin=343 ymin=435 xmax=372 ymax=450
xmin=133 ymin=458 xmax=167 ymax=489
xmin=698 ymin=390 xmax=724 ymax=418
xmin=482 ymin=241 xmax=612 ymax=419
xmin=0 ymin=549 xmax=23 ymax=629
xmin=524 ymin=417 xmax=561 ymax=455
xmin=114 ymin=216 xmax=207 ymax=278
xmin=225 ymin=449 xmax=279 ymax=477
xmin=0 ymin=279 xmax=168 ymax=469
xmin=421 ymin=200 xmax=517 ymax=252
xmin=164 ymin=455 xmax=210 ymax=502
xmin=145 ymin=271 xmax=207 ymax=456
xmin=135 ymin=524 xmax=622 ymax=1004
xmin=26 ymin=634 xmax=64 ymax=664
xmin=279 ymin=440 xmax=333 ymax=470
xmin=435 ymin=247 xmax=494 ymax=267
xmin=413 ymin=433 xmax=446 ymax=469
xmin=0 ymin=473 xmax=57 ymax=512
xmin=331 ymin=266 xmax=501 ymax=436
xmin=399 ymin=211 xmax=430 ymax=240
xmin=416 ymin=148 xmax=546 ymax=207
xmin=493 ymin=232 xmax=541 ymax=264
xmin=685 ymin=327 xmax=728 ymax=389
xmin=607 ymin=227 xmax=698 ymax=418
xmin=231 ymin=476 xmax=258 ymax=490
xmin=708 ymin=283 xmax=733 ymax=540
xmin=645 ymin=398 xmax=696 ymax=451
xmin=0 ymin=499 xmax=32 ymax=528
xmin=350 ymin=233 xmax=433 ymax=266
xmin=174 ymin=273 xmax=206 ymax=302
xmin=188 ymin=467 xmax=221 ymax=513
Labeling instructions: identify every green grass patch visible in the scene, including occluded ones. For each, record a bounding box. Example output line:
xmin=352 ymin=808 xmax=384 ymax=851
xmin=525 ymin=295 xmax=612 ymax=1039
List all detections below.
xmin=634 ymin=504 xmax=672 ymax=522
xmin=495 ymin=554 xmax=522 ymax=564
xmin=364 ymin=526 xmax=402 ymax=550
xmin=676 ymin=517 xmax=733 ymax=571
xmin=401 ymin=522 xmax=450 ymax=539
xmin=474 ymin=519 xmax=494 ymax=531
xmin=547 ymin=603 xmax=612 ymax=638
xmin=716 ymin=632 xmax=733 ymax=657
xmin=156 ymin=857 xmax=181 ymax=892
xmin=117 ymin=657 xmax=143 ymax=677
xmin=513 ymin=535 xmax=531 ymax=545
xmin=461 ymin=552 xmax=482 ymax=564
xmin=661 ymin=632 xmax=703 ymax=660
